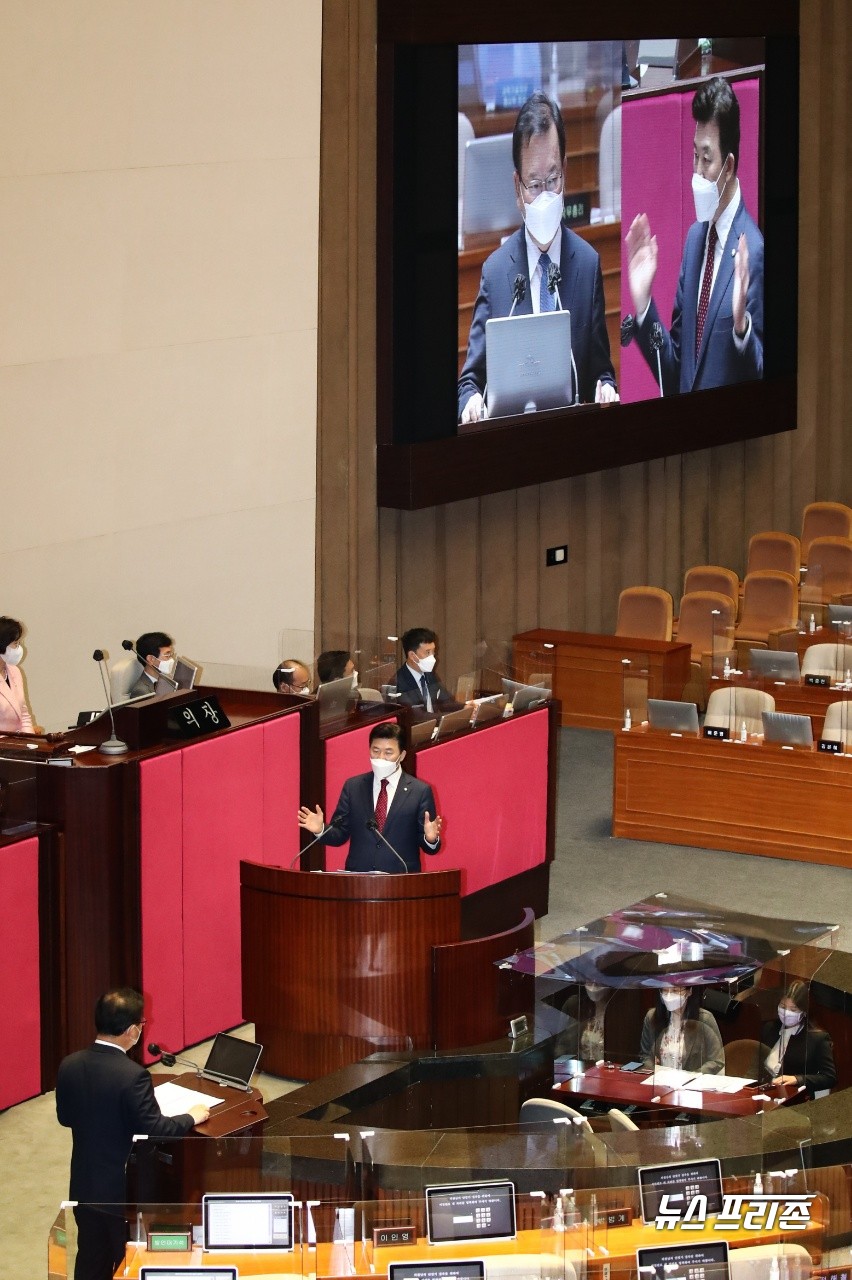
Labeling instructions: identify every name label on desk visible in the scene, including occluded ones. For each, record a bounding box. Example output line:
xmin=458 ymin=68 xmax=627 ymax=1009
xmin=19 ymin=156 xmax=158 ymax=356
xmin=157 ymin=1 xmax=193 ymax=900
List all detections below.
xmin=805 ymin=674 xmax=830 ymax=687
xmin=373 ymin=1225 xmax=416 ymax=1247
xmin=600 ymin=1206 xmax=632 ymax=1227
xmin=704 ymin=725 xmax=730 ymax=740
xmin=818 ymin=739 xmax=843 ymax=753
xmin=167 ymin=695 xmax=231 ymax=739
xmin=147 ymin=1225 xmax=192 ymax=1251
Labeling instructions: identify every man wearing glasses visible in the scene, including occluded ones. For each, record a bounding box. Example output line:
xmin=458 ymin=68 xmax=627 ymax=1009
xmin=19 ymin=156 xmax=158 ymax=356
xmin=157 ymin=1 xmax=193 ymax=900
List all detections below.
xmin=458 ymin=91 xmax=617 ymax=424
xmin=56 ymin=988 xmax=209 ymax=1280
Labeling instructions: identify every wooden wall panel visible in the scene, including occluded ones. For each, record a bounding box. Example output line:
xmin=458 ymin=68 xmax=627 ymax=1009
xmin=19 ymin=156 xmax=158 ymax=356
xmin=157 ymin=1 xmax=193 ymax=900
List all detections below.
xmin=317 ymin=0 xmax=852 ymax=694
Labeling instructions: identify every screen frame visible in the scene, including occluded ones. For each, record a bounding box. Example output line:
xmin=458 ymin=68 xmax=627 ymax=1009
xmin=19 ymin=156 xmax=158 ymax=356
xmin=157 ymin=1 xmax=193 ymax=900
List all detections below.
xmin=425 ymin=1179 xmax=517 ymax=1246
xmin=375 ymin=0 xmax=799 ymax=509
xmin=638 ymin=1157 xmax=724 ymax=1223
xmin=202 ymin=1191 xmax=295 ymax=1253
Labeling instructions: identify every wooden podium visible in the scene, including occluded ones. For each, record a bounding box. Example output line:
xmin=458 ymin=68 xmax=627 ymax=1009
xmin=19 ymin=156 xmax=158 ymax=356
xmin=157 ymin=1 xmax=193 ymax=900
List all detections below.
xmin=241 ymin=864 xmax=462 ymax=1079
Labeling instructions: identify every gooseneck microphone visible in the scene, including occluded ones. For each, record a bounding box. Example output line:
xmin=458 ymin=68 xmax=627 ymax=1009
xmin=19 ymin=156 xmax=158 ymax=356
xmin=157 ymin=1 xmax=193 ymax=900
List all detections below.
xmin=508 ymin=273 xmax=528 ymax=318
xmin=365 ymin=818 xmax=409 ymax=873
xmin=92 ymin=650 xmax=129 ymax=755
xmin=148 ymin=1042 xmax=201 ymax=1074
xmin=289 ymin=816 xmax=343 ymax=868
xmin=649 ymin=322 xmax=665 ymax=397
xmin=546 ymin=263 xmax=580 ymax=405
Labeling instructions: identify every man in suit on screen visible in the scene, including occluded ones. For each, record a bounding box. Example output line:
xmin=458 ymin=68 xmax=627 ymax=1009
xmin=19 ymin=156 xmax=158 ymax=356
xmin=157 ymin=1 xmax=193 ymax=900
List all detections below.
xmin=298 ymin=722 xmax=443 ymax=873
xmin=458 ymin=91 xmax=618 ymax=423
xmin=625 ymin=76 xmax=763 ymax=395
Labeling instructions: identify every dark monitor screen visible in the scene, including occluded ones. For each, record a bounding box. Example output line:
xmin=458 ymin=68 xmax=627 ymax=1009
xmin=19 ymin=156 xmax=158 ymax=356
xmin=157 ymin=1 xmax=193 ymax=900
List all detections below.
xmin=637 ymin=1242 xmax=730 ymax=1280
xmin=202 ymin=1192 xmax=294 ymax=1252
xmin=638 ymin=1158 xmax=723 ymax=1223
xmin=425 ymin=1181 xmax=516 ymax=1245
xmin=202 ymin=1032 xmax=262 ymax=1088
xmin=390 ymin=1264 xmax=486 ymax=1280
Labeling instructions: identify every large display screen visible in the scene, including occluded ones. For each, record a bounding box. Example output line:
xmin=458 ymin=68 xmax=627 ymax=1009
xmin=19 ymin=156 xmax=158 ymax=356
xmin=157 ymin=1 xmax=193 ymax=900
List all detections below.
xmin=425 ymin=1181 xmax=516 ymax=1245
xmin=376 ymin=2 xmax=798 ymax=509
xmin=202 ymin=1192 xmax=294 ymax=1252
xmin=638 ymin=1158 xmax=724 ymax=1223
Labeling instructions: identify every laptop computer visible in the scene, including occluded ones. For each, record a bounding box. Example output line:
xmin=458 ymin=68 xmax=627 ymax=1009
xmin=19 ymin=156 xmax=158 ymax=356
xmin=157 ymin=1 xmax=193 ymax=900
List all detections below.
xmin=317 ymin=674 xmax=360 ymax=721
xmin=141 ymin=1270 xmax=238 ymax=1280
xmin=485 ymin=310 xmax=573 ymax=418
xmin=761 ymin=710 xmax=814 ymax=747
xmin=203 ymin=1191 xmax=294 ymax=1253
xmin=647 ymin=699 xmax=700 ymax=734
xmin=199 ymin=1032 xmax=262 ymax=1092
xmin=748 ymin=648 xmax=801 ymax=681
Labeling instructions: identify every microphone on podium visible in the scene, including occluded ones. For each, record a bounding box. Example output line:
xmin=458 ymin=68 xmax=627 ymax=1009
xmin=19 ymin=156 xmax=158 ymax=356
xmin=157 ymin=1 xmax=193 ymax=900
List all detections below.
xmin=289 ymin=816 xmax=342 ymax=868
xmin=365 ymin=818 xmax=409 ymax=873
xmin=148 ymin=1042 xmax=201 ymax=1074
xmin=91 ymin=650 xmax=128 ymax=755
xmin=649 ymin=322 xmax=665 ymax=397
xmin=546 ymin=263 xmax=580 ymax=405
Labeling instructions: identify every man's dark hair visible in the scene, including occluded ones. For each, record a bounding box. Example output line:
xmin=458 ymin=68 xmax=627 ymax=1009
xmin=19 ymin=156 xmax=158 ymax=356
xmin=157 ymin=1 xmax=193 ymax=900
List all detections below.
xmin=369 ymin=721 xmax=406 ymax=751
xmin=94 ymin=988 xmax=144 ymax=1035
xmin=317 ymin=650 xmax=351 ymax=683
xmin=512 ymin=91 xmax=566 ymax=175
xmin=0 ymin=617 xmax=24 ymax=654
xmin=401 ymin=627 xmax=437 ymax=659
xmin=135 ymin=631 xmax=173 ymax=665
xmin=692 ymin=76 xmax=740 ymax=173
xmin=273 ymin=659 xmax=309 ymax=691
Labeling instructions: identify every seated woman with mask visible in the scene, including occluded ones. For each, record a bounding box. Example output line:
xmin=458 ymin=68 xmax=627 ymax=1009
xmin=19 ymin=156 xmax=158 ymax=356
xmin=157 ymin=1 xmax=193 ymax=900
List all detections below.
xmin=640 ymin=984 xmax=724 ymax=1075
xmin=761 ymin=980 xmax=836 ymax=1097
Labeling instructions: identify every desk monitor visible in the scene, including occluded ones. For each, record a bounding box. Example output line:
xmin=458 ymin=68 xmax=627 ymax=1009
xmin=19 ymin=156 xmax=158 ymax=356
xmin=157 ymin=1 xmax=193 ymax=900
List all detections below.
xmin=462 ymin=134 xmax=518 ymax=237
xmin=390 ymin=1264 xmax=486 ymax=1280
xmin=410 ymin=717 xmax=438 ymax=746
xmin=638 ymin=1158 xmax=723 ymax=1223
xmin=828 ymin=604 xmax=852 ymax=627
xmin=173 ymin=656 xmax=198 ymax=691
xmin=141 ymin=1270 xmax=238 ymax=1280
xmin=761 ymin=710 xmax=814 ymax=747
xmin=637 ymin=1243 xmax=730 ymax=1280
xmin=501 ymin=679 xmax=550 ymax=713
xmin=202 ymin=1192 xmax=294 ymax=1252
xmin=425 ymin=1180 xmax=516 ymax=1246
xmin=748 ymin=648 xmax=801 ymax=681
xmin=647 ymin=699 xmax=700 ymax=734
xmin=317 ymin=674 xmax=360 ymax=720
xmin=201 ymin=1032 xmax=262 ymax=1091
xmin=433 ymin=704 xmax=474 ymax=739
xmin=484 ymin=311 xmax=573 ymax=419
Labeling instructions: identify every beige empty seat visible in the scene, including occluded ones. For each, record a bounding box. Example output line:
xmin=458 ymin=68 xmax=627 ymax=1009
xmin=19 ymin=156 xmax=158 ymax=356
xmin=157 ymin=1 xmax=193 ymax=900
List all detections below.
xmin=800 ymin=535 xmax=852 ymax=605
xmin=723 ymin=1037 xmax=762 ymax=1079
xmin=735 ymin=570 xmax=799 ymax=648
xmin=683 ymin=565 xmax=739 ymax=611
xmin=801 ymin=643 xmax=852 ymax=682
xmin=615 ymin=586 xmax=673 ymax=642
xmin=705 ymin=687 xmax=775 ymax=736
xmin=820 ymin=700 xmax=852 ymax=746
xmin=729 ymin=1244 xmax=812 ymax=1280
xmin=519 ymin=1097 xmax=593 ymax=1133
xmin=800 ymin=500 xmax=852 ymax=563
xmin=607 ymin=1107 xmax=639 ymax=1132
xmin=745 ymin=531 xmax=801 ymax=581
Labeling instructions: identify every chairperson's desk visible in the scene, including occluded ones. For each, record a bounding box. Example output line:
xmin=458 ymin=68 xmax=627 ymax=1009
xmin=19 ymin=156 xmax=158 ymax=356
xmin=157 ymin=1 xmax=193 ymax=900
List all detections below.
xmin=612 ymin=727 xmax=852 ymax=868
xmin=513 ymin=629 xmax=690 ymax=730
xmin=555 ymin=1063 xmax=799 ymax=1121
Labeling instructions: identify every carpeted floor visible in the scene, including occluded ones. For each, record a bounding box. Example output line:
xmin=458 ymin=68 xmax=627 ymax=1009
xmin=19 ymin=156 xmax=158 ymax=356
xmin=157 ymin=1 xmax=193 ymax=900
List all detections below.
xmin=1 ymin=727 xmax=848 ymax=1278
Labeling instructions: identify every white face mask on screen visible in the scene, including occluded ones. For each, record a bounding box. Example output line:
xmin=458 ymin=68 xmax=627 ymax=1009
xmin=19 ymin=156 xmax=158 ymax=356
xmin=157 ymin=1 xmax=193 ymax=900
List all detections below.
xmin=522 ymin=188 xmax=563 ymax=246
xmin=692 ymin=160 xmax=730 ymax=224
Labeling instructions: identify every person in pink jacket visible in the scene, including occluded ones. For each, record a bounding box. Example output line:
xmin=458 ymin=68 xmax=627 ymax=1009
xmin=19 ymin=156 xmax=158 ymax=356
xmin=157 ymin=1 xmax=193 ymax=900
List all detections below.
xmin=0 ymin=616 xmax=35 ymax=734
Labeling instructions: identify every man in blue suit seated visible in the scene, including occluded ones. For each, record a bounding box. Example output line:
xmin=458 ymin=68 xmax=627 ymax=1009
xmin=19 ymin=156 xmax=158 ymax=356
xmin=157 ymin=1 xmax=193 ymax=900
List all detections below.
xmin=297 ymin=722 xmax=443 ymax=873
xmin=393 ymin=626 xmax=458 ymax=715
xmin=458 ymin=91 xmax=618 ymax=424
xmin=625 ymin=76 xmax=763 ymax=395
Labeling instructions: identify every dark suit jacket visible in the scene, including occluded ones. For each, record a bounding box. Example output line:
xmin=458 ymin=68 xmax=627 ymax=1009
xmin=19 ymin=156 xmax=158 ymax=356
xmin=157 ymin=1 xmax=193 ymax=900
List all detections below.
xmin=322 ymin=770 xmax=441 ymax=873
xmin=393 ymin=664 xmax=455 ymax=711
xmin=458 ymin=225 xmax=616 ymax=417
xmin=56 ymin=1042 xmax=195 ymax=1204
xmin=760 ymin=1020 xmax=836 ymax=1095
xmin=636 ymin=198 xmax=764 ymax=395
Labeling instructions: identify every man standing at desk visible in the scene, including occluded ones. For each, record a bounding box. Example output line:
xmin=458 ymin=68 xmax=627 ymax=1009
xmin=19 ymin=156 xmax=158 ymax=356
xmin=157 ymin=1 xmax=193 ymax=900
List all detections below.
xmin=625 ymin=76 xmax=763 ymax=394
xmin=458 ymin=90 xmax=617 ymax=423
xmin=298 ymin=722 xmax=443 ymax=872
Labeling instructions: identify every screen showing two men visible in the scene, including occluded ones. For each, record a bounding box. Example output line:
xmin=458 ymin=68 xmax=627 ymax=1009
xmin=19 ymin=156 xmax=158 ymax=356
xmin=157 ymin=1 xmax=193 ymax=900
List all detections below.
xmin=426 ymin=1181 xmax=517 ymax=1245
xmin=202 ymin=1193 xmax=294 ymax=1251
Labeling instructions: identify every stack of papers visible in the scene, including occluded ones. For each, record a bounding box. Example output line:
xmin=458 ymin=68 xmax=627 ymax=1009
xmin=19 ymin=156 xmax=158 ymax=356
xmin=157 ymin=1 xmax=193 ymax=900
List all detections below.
xmin=154 ymin=1081 xmax=224 ymax=1116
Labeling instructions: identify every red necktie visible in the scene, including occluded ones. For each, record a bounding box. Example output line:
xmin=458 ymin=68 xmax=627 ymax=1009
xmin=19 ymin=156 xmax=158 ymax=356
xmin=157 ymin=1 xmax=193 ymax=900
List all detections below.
xmin=374 ymin=778 xmax=389 ymax=832
xmin=695 ymin=222 xmax=718 ymax=357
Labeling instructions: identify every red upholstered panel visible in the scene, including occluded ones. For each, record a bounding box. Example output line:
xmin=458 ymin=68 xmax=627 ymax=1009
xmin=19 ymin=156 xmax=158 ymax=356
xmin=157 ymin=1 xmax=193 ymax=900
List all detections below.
xmin=415 ymin=709 xmax=549 ymax=896
xmin=139 ymin=752 xmax=185 ymax=1062
xmin=182 ymin=726 xmax=265 ymax=1044
xmin=261 ymin=713 xmax=301 ymax=866
xmin=323 ymin=720 xmax=392 ymax=872
xmin=0 ymin=837 xmax=41 ymax=1108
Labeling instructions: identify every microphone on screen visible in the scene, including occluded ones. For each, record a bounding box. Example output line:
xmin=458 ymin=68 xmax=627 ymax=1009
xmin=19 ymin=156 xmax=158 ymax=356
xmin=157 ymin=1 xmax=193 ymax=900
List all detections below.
xmin=508 ymin=274 xmax=527 ymax=318
xmin=649 ymin=321 xmax=665 ymax=397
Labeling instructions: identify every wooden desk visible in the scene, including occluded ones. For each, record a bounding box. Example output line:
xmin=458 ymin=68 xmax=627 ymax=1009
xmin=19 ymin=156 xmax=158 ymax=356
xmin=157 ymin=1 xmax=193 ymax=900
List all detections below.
xmin=707 ymin=672 xmax=852 ymax=739
xmin=513 ymin=629 xmax=691 ymax=730
xmin=613 ymin=729 xmax=852 ymax=867
xmin=555 ymin=1063 xmax=798 ymax=1121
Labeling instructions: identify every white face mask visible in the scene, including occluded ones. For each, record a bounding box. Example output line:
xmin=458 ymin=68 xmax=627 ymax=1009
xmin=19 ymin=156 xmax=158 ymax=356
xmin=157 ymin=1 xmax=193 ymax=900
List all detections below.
xmin=351 ymin=669 xmax=359 ymax=688
xmin=662 ymin=990 xmax=688 ymax=1013
xmin=522 ymin=188 xmax=564 ymax=247
xmin=417 ymin=653 xmax=437 ymax=674
xmin=585 ymin=983 xmax=607 ymax=1003
xmin=778 ymin=1006 xmax=804 ymax=1029
xmin=2 ymin=644 xmax=23 ymax=666
xmin=692 ymin=161 xmax=729 ymax=223
xmin=158 ymin=656 xmax=176 ymax=676
xmin=371 ymin=757 xmax=400 ymax=781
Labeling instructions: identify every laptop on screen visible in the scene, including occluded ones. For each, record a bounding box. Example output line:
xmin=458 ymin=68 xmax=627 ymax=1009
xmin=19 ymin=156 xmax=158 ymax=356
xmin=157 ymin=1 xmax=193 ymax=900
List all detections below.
xmin=200 ymin=1033 xmax=262 ymax=1092
xmin=748 ymin=649 xmax=801 ymax=681
xmin=637 ymin=1242 xmax=730 ymax=1280
xmin=485 ymin=311 xmax=573 ymax=419
xmin=761 ymin=710 xmax=814 ymax=747
xmin=202 ymin=1192 xmax=294 ymax=1252
xmin=647 ymin=699 xmax=700 ymax=734
xmin=425 ymin=1181 xmax=516 ymax=1246
xmin=462 ymin=134 xmax=518 ymax=237
xmin=638 ymin=1158 xmax=723 ymax=1224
